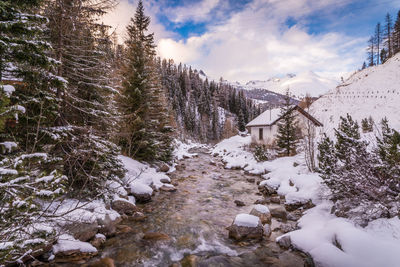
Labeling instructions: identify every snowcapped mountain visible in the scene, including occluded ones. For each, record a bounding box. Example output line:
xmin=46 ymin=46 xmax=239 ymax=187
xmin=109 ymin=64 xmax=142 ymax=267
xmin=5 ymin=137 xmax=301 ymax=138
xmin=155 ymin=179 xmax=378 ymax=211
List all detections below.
xmin=310 ymin=53 xmax=400 ymax=135
xmin=242 ymin=71 xmax=338 ymax=98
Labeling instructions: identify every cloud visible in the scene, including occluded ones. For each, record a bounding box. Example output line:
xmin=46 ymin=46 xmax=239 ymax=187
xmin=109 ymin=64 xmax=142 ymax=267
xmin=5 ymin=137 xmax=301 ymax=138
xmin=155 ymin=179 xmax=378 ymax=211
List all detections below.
xmin=101 ymin=0 xmax=175 ymax=43
xmin=165 ymin=0 xmax=221 ymax=23
xmin=157 ymin=0 xmax=366 ymax=82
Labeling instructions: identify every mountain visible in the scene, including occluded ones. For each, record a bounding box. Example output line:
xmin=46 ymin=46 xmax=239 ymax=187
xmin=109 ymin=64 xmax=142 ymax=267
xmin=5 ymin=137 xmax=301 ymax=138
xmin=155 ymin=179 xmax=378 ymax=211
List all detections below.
xmin=310 ymin=53 xmax=400 ymax=135
xmin=242 ymin=71 xmax=338 ymax=98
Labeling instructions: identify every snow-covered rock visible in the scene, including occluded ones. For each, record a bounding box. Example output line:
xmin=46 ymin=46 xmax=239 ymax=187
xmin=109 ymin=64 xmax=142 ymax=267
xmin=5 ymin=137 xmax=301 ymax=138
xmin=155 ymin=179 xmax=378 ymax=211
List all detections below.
xmin=250 ymin=204 xmax=271 ymax=224
xmin=129 ymin=182 xmax=153 ymax=203
xmin=53 ymin=234 xmax=97 ymax=261
xmin=227 ymin=214 xmax=263 ymax=241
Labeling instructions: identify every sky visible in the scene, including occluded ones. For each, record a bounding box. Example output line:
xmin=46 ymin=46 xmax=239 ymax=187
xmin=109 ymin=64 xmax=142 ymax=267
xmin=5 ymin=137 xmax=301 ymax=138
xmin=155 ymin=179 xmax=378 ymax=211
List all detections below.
xmin=102 ymin=0 xmax=400 ymax=83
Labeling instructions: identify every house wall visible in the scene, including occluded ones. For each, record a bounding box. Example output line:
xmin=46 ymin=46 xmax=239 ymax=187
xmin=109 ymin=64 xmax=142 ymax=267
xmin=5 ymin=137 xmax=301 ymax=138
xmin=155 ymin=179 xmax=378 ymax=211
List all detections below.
xmin=250 ymin=110 xmax=321 ymax=146
xmin=250 ymin=125 xmax=278 ymax=145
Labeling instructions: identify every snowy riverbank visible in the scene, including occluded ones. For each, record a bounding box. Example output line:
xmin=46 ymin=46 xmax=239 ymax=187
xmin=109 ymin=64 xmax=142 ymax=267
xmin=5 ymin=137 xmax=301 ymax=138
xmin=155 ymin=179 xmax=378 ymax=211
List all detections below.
xmin=212 ymin=134 xmax=400 ymax=267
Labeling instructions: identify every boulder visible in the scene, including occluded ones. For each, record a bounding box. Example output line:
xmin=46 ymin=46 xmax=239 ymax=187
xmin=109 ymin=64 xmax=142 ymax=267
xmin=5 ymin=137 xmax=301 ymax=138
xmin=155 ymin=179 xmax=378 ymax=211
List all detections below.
xmin=160 ymin=177 xmax=171 ymax=183
xmin=277 ymin=235 xmax=292 ymax=249
xmin=285 ymin=199 xmax=315 ymax=212
xmin=159 ymin=163 xmax=170 ymax=172
xmin=246 ymin=177 xmax=255 ymax=183
xmin=64 ymin=222 xmax=98 ymax=242
xmin=129 ymin=182 xmax=153 ymax=203
xmin=263 ymin=224 xmax=271 ymax=238
xmin=90 ymin=234 xmax=106 ymax=248
xmin=270 ymin=206 xmax=287 ymax=220
xmin=128 ymin=211 xmax=146 ymax=222
xmin=111 ymin=199 xmax=137 ymax=216
xmin=160 ymin=184 xmax=177 ymax=192
xmin=250 ymin=204 xmax=271 ymax=224
xmin=116 ymin=224 xmax=133 ymax=234
xmin=258 ymin=182 xmax=277 ymax=195
xmin=254 ymin=198 xmax=269 ymax=205
xmin=234 ymin=200 xmax=245 ymax=207
xmin=227 ymin=214 xmax=263 ymax=241
xmin=270 ymin=196 xmax=281 ymax=204
xmin=53 ymin=234 xmax=98 ymax=264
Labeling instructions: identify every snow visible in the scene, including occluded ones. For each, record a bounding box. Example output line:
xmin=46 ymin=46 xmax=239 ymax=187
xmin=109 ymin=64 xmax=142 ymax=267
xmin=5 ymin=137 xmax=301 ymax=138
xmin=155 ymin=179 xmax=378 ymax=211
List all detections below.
xmin=52 ymin=234 xmax=97 ymax=254
xmin=173 ymin=139 xmax=198 ymax=161
xmin=246 ymin=108 xmax=282 ymax=126
xmin=129 ymin=181 xmax=153 ymax=195
xmin=2 ymin=85 xmax=15 ymax=96
xmin=214 ymin=134 xmax=400 ymax=267
xmin=118 ymin=155 xmax=170 ymax=189
xmin=311 ymin=53 xmax=400 ymax=135
xmin=230 ymin=71 xmax=338 ymax=98
xmin=282 ymin=202 xmax=400 ymax=267
xmin=233 ymin=214 xmax=260 ymax=227
xmin=254 ymin=204 xmax=269 ymax=214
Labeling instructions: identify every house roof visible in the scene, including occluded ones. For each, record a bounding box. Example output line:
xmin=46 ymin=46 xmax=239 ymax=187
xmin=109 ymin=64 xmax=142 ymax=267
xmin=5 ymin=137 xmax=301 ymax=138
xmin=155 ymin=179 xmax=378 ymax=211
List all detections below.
xmin=246 ymin=105 xmax=323 ymax=128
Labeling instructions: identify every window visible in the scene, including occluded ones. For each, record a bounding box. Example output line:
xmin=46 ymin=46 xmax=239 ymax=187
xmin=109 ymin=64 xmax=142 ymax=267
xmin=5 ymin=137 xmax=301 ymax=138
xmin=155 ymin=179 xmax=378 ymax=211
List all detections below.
xmin=259 ymin=128 xmax=263 ymax=140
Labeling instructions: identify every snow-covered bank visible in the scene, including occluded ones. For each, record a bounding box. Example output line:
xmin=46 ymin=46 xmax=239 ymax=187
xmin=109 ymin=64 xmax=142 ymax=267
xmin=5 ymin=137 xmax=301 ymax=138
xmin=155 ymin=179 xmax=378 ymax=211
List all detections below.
xmin=213 ymin=134 xmax=400 ymax=267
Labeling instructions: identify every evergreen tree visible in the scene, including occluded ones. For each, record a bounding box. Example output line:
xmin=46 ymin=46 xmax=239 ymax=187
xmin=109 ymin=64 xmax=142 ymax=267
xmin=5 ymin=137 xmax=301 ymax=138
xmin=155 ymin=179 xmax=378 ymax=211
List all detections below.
xmin=361 ymin=61 xmax=367 ymax=70
xmin=393 ymin=10 xmax=400 ymax=54
xmin=375 ymin=23 xmax=382 ymax=65
xmin=317 ymin=134 xmax=337 ymax=178
xmin=237 ymin=109 xmax=246 ymax=132
xmin=367 ymin=36 xmax=375 ymax=66
xmin=276 ymin=91 xmax=299 ymax=156
xmin=380 ymin=48 xmax=388 ymax=63
xmin=0 ymin=0 xmax=68 ymax=262
xmin=119 ymin=0 xmax=173 ymax=162
xmin=384 ymin=13 xmax=393 ymax=57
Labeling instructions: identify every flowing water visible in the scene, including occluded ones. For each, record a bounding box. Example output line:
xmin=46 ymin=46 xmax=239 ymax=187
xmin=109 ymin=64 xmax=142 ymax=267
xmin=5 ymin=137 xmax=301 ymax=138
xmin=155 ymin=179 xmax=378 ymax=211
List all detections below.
xmin=92 ymin=148 xmax=311 ymax=267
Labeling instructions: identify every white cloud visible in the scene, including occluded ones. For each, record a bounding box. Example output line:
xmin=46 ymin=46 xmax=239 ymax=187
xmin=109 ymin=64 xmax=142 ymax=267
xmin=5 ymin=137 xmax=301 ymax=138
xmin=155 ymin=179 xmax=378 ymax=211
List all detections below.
xmin=166 ymin=0 xmax=221 ymax=23
xmin=157 ymin=0 xmax=366 ymax=82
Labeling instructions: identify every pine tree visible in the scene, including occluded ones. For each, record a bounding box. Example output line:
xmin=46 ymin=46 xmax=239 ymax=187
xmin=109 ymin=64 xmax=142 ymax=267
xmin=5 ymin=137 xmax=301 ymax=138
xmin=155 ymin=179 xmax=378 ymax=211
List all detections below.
xmin=384 ymin=13 xmax=393 ymax=58
xmin=119 ymin=0 xmax=173 ymax=162
xmin=45 ymin=0 xmax=124 ymax=197
xmin=275 ymin=91 xmax=299 ymax=156
xmin=375 ymin=23 xmax=382 ymax=65
xmin=317 ymin=134 xmax=337 ymax=178
xmin=361 ymin=61 xmax=367 ymax=70
xmin=393 ymin=10 xmax=400 ymax=54
xmin=367 ymin=36 xmax=375 ymax=66
xmin=237 ymin=109 xmax=246 ymax=132
xmin=380 ymin=48 xmax=388 ymax=63
xmin=0 ymin=0 xmax=68 ymax=262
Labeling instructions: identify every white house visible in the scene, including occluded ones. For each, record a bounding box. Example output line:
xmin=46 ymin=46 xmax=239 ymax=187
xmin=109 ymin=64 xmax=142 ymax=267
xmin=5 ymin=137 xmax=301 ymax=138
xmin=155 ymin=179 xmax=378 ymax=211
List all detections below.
xmin=246 ymin=105 xmax=323 ymax=145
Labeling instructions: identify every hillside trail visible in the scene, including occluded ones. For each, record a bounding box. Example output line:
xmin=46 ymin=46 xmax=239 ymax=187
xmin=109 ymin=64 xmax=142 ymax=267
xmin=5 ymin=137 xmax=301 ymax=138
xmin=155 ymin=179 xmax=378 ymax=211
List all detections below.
xmin=93 ymin=147 xmax=312 ymax=266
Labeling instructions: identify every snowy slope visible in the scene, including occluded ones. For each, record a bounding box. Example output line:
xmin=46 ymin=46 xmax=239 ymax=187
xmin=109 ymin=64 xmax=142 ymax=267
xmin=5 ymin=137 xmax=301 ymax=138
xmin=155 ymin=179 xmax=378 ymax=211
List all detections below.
xmin=241 ymin=71 xmax=337 ymax=98
xmin=311 ymin=53 xmax=400 ymax=135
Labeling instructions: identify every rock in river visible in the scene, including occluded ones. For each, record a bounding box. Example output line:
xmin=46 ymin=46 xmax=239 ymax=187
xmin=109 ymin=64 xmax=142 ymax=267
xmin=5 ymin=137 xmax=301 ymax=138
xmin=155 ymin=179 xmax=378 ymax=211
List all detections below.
xmin=234 ymin=200 xmax=246 ymax=206
xmin=250 ymin=204 xmax=271 ymax=224
xmin=227 ymin=214 xmax=263 ymax=241
xmin=270 ymin=206 xmax=287 ymax=220
xmin=129 ymin=182 xmax=153 ymax=203
xmin=111 ymin=199 xmax=137 ymax=216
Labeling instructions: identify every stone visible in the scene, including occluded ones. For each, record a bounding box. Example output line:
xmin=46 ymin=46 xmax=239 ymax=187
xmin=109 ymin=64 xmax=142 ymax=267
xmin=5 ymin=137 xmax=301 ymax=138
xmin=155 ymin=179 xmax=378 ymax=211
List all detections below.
xmin=234 ymin=200 xmax=245 ymax=206
xmin=263 ymin=224 xmax=271 ymax=237
xmin=87 ymin=257 xmax=115 ymax=267
xmin=210 ymin=160 xmax=217 ymax=166
xmin=270 ymin=206 xmax=287 ymax=220
xmin=142 ymin=232 xmax=170 ymax=241
xmin=160 ymin=184 xmax=177 ymax=192
xmin=90 ymin=234 xmax=106 ymax=248
xmin=246 ymin=177 xmax=255 ymax=183
xmin=280 ymin=222 xmax=298 ymax=233
xmin=285 ymin=199 xmax=315 ymax=212
xmin=258 ymin=184 xmax=276 ymax=195
xmin=116 ymin=224 xmax=133 ymax=234
xmin=129 ymin=211 xmax=146 ymax=222
xmin=227 ymin=215 xmax=264 ymax=241
xmin=111 ymin=199 xmax=137 ymax=216
xmin=213 ymin=153 xmax=219 ymax=157
xmin=97 ymin=214 xmax=122 ymax=237
xmin=160 ymin=177 xmax=171 ymax=183
xmin=250 ymin=205 xmax=272 ymax=224
xmin=287 ymin=210 xmax=302 ymax=221
xmin=254 ymin=198 xmax=269 ymax=205
xmin=270 ymin=196 xmax=281 ymax=204
xmin=64 ymin=222 xmax=98 ymax=242
xmin=277 ymin=235 xmax=292 ymax=249
xmin=159 ymin=163 xmax=170 ymax=172
xmin=129 ymin=183 xmax=153 ymax=203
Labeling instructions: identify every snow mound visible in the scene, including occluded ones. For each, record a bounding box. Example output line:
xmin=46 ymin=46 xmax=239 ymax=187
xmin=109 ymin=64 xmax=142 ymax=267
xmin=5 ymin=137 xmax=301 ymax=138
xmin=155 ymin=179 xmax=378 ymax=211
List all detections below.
xmin=53 ymin=234 xmax=97 ymax=254
xmin=233 ymin=214 xmax=260 ymax=227
xmin=130 ymin=182 xmax=153 ymax=195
